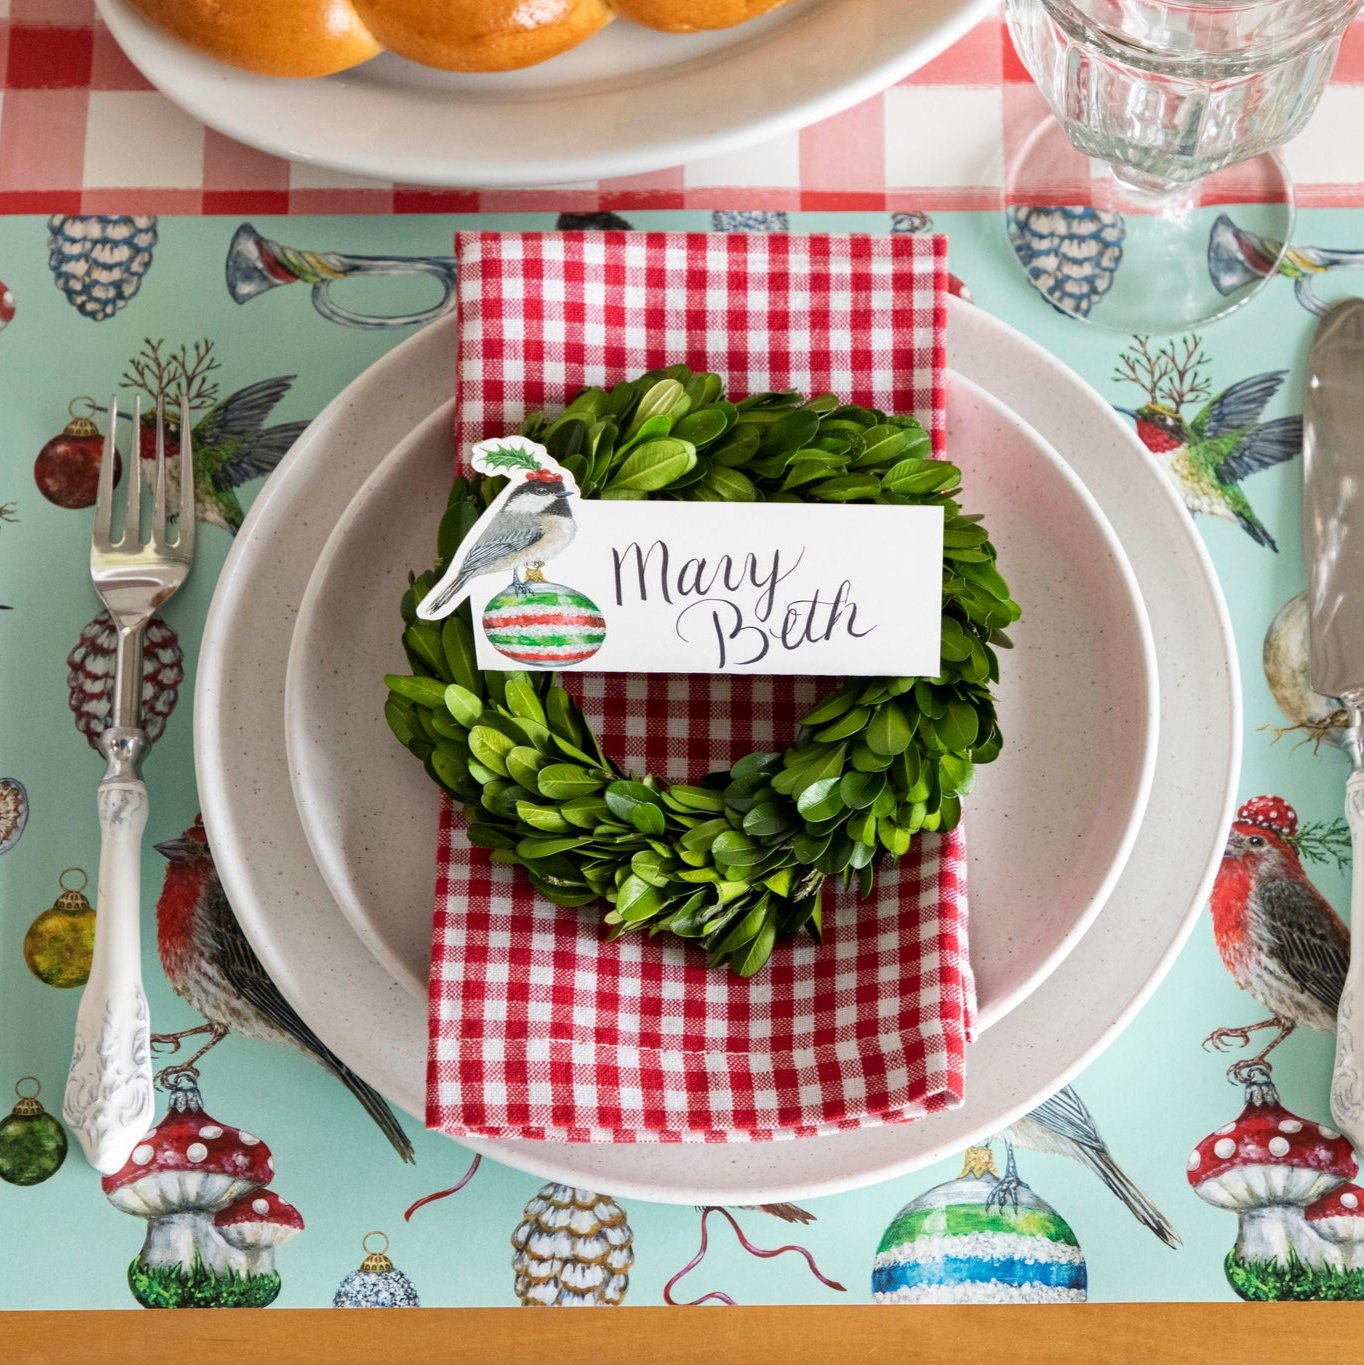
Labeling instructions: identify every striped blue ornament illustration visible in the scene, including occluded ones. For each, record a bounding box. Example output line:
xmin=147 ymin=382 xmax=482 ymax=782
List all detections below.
xmin=873 ymin=1146 xmax=1088 ymax=1304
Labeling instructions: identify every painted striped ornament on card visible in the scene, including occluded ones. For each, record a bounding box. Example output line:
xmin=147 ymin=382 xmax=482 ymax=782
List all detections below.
xmin=872 ymin=1147 xmax=1088 ymax=1304
xmin=482 ymin=573 xmax=606 ymax=668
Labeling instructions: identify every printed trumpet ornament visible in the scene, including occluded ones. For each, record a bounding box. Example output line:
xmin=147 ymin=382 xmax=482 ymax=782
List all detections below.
xmin=226 ymin=223 xmax=458 ymax=330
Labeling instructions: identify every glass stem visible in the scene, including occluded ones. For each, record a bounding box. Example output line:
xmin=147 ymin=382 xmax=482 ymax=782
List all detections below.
xmin=1103 ymin=165 xmax=1200 ymax=217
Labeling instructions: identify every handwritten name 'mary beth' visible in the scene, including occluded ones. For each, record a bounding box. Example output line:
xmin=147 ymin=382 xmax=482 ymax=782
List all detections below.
xmin=610 ymin=539 xmax=873 ymax=668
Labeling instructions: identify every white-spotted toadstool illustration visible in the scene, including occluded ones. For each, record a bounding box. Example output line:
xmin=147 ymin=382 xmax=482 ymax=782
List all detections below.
xmin=1188 ymin=1068 xmax=1364 ymax=1299
xmin=102 ymin=1078 xmax=302 ymax=1307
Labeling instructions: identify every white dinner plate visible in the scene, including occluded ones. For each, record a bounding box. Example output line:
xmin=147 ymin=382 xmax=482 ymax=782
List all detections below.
xmin=96 ymin=0 xmax=994 ymax=187
xmin=196 ymin=296 xmax=1239 ymax=1204
xmin=284 ymin=374 xmax=1157 ymax=1039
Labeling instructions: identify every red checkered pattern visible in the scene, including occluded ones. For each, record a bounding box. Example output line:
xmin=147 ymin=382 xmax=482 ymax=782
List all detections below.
xmin=427 ymin=231 xmax=971 ymax=1142
xmin=5 ymin=10 xmax=1364 ymax=213
xmin=452 ymin=231 xmax=946 ymax=455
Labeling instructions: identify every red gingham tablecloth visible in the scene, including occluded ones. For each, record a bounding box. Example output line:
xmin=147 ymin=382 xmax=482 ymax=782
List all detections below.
xmin=7 ymin=5 xmax=1364 ymax=215
xmin=426 ymin=231 xmax=973 ymax=1142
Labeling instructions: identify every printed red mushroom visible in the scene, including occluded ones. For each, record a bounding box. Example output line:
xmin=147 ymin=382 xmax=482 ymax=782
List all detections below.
xmin=102 ymin=1085 xmax=275 ymax=1272
xmin=1307 ymin=1184 xmax=1364 ymax=1269
xmin=1187 ymin=1086 xmax=1356 ymax=1268
xmin=215 ymin=1190 xmax=304 ymax=1274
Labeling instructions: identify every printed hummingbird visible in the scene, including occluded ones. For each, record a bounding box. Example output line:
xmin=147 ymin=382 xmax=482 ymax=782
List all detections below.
xmin=132 ymin=376 xmax=309 ymax=535
xmin=1115 ymin=370 xmax=1301 ymax=551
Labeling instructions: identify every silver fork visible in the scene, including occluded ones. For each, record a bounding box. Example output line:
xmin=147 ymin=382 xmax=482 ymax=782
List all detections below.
xmin=63 ymin=394 xmax=195 ymax=1174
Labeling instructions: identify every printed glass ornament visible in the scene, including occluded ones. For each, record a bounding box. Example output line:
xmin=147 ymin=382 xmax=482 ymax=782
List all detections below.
xmin=0 ymin=1078 xmax=68 ymax=1186
xmin=872 ymin=1146 xmax=1088 ymax=1304
xmin=24 ymin=867 xmax=96 ymax=989
xmin=0 ymin=777 xmax=28 ymax=854
xmin=333 ymin=1232 xmax=421 ymax=1308
xmin=34 ymin=400 xmax=119 ymax=510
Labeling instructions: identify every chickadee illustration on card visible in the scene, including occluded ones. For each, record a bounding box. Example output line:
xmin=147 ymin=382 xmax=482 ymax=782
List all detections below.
xmin=419 ymin=434 xmax=943 ymax=676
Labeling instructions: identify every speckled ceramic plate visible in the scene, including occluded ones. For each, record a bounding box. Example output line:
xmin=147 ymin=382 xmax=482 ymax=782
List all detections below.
xmin=196 ymin=298 xmax=1240 ymax=1204
xmin=283 ymin=375 xmax=1157 ymax=1038
xmin=96 ymin=0 xmax=993 ymax=187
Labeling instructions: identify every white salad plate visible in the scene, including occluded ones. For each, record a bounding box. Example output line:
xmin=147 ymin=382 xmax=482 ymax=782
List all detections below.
xmin=196 ymin=296 xmax=1240 ymax=1204
xmin=96 ymin=0 xmax=994 ymax=187
xmin=284 ymin=374 xmax=1157 ymax=1038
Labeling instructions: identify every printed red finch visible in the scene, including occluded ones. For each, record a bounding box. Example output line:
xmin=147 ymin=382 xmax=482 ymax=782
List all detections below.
xmin=153 ymin=815 xmax=414 ymax=1161
xmin=1205 ymin=794 xmax=1348 ymax=1080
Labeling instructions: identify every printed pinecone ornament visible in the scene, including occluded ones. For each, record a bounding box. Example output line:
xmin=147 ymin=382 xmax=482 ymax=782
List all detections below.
xmin=67 ymin=609 xmax=183 ymax=750
xmin=511 ymin=1184 xmax=634 ymax=1306
xmin=47 ymin=215 xmax=158 ymax=321
xmin=1006 ymin=206 xmax=1124 ymax=319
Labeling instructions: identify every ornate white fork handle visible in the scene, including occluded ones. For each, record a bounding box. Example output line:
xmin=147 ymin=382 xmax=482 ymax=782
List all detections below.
xmin=64 ymin=702 xmax=156 ymax=1174
xmin=64 ymin=395 xmax=194 ymax=1174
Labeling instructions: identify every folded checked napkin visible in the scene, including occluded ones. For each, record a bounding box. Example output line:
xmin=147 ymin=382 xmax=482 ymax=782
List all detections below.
xmin=427 ymin=231 xmax=973 ymax=1142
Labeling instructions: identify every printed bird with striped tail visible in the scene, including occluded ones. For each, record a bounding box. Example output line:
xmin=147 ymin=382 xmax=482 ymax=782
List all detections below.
xmin=989 ymin=1085 xmax=1180 ymax=1248
xmin=1113 ymin=335 xmax=1301 ymax=551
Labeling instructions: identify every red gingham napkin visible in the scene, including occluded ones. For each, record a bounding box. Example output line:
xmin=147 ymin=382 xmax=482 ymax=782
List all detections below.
xmin=427 ymin=232 xmax=971 ymax=1142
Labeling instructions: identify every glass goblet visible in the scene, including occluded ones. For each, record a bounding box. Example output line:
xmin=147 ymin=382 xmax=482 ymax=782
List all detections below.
xmin=1005 ymin=0 xmax=1363 ymax=331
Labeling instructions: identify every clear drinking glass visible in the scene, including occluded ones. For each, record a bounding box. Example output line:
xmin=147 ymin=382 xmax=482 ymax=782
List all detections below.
xmin=1004 ymin=0 xmax=1363 ymax=330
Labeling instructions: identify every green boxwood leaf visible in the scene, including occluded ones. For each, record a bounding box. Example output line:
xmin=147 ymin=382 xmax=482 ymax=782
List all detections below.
xmin=444 ymin=682 xmax=484 ymax=728
xmin=605 ymin=780 xmax=665 ymax=822
xmin=607 ymin=438 xmax=697 ymax=492
xmin=537 ymin=763 xmax=604 ymax=799
xmin=796 ymin=777 xmax=844 ymax=822
xmin=712 ymin=830 xmax=765 ymax=867
xmin=866 ymin=703 xmax=912 ymax=755
xmin=734 ymin=917 xmax=778 ymax=977
xmin=385 ymin=674 xmax=449 ymax=710
xmin=937 ymin=699 xmax=980 ymax=751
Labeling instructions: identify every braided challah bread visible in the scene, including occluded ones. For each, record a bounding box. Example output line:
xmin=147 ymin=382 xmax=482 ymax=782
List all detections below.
xmin=129 ymin=0 xmax=793 ymax=75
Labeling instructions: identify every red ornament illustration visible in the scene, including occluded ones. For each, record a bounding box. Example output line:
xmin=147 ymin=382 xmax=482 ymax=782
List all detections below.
xmin=35 ymin=401 xmax=119 ymax=510
xmin=67 ymin=610 xmax=183 ymax=750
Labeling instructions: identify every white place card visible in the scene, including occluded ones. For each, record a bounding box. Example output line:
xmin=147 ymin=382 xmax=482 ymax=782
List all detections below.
xmin=417 ymin=438 xmax=943 ymax=677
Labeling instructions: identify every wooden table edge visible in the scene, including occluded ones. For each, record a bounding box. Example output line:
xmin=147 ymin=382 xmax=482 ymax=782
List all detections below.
xmin=5 ymin=1302 xmax=1361 ymax=1363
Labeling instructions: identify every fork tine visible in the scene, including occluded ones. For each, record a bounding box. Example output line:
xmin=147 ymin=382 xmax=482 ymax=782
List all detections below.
xmin=93 ymin=395 xmax=118 ymax=551
xmin=124 ymin=392 xmax=143 ymax=546
xmin=152 ymin=397 xmax=168 ymax=548
xmin=177 ymin=394 xmax=195 ymax=559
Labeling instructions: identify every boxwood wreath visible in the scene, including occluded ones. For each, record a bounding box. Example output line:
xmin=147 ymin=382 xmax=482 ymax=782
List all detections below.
xmin=385 ymin=366 xmax=1020 ymax=977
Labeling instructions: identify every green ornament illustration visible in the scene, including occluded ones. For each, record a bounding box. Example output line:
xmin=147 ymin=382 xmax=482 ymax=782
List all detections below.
xmin=0 ymin=1078 xmax=68 ymax=1186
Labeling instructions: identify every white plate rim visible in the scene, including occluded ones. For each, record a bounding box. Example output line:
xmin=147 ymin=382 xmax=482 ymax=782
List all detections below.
xmin=196 ymin=296 xmax=1240 ymax=1204
xmin=282 ymin=373 xmax=1159 ymax=1034
xmin=95 ymin=0 xmax=996 ymax=187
